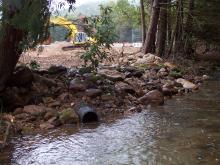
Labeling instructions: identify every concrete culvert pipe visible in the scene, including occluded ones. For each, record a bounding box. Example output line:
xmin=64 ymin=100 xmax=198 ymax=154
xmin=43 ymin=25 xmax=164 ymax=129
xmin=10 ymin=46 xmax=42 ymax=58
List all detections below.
xmin=75 ymin=106 xmax=99 ymax=123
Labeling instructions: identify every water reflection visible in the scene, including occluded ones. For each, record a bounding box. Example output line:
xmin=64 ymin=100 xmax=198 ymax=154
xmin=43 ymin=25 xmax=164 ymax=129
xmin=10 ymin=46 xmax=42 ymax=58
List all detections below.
xmin=11 ymin=112 xmax=160 ymax=165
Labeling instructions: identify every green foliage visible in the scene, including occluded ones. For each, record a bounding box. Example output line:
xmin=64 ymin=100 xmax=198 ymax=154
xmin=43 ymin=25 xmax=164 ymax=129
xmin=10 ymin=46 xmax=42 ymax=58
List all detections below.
xmin=169 ymin=68 xmax=183 ymax=78
xmin=110 ymin=0 xmax=140 ymax=29
xmin=109 ymin=0 xmax=140 ymax=42
xmin=0 ymin=0 xmax=76 ymax=50
xmin=81 ymin=6 xmax=118 ymax=69
xmin=29 ymin=60 xmax=40 ymax=70
xmin=0 ymin=0 xmax=50 ymax=50
xmin=194 ymin=0 xmax=220 ymax=45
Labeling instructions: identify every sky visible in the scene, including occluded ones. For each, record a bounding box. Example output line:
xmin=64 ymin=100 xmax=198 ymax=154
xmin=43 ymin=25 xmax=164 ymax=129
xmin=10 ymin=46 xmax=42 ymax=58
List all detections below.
xmin=51 ymin=0 xmax=139 ymax=11
xmin=53 ymin=0 xmax=108 ymax=7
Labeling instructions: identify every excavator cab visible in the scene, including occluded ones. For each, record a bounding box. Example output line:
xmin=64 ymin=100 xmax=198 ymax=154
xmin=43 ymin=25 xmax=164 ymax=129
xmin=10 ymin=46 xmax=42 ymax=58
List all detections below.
xmin=74 ymin=32 xmax=95 ymax=45
xmin=74 ymin=32 xmax=89 ymax=44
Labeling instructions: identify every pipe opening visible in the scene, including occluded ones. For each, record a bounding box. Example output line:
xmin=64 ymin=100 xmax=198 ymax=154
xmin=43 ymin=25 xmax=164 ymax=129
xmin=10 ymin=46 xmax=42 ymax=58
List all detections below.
xmin=82 ymin=112 xmax=99 ymax=123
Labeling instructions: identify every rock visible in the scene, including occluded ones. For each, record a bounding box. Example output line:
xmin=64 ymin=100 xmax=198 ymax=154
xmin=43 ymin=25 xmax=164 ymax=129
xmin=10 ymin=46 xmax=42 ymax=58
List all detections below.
xmin=44 ymin=111 xmax=59 ymax=121
xmin=120 ymin=67 xmax=144 ymax=78
xmin=135 ymin=52 xmax=145 ymax=58
xmin=202 ymin=75 xmax=209 ymax=80
xmin=159 ymin=68 xmax=166 ymax=72
xmin=157 ymin=68 xmax=169 ymax=77
xmin=66 ymin=68 xmax=78 ymax=77
xmin=13 ymin=108 xmax=23 ymax=115
xmin=78 ymin=67 xmax=93 ymax=74
xmin=138 ymin=90 xmax=164 ymax=105
xmin=135 ymin=53 xmax=163 ymax=65
xmin=48 ymin=101 xmax=61 ymax=108
xmin=84 ymin=73 xmax=103 ymax=83
xmin=176 ymin=78 xmax=198 ymax=90
xmin=128 ymin=106 xmax=142 ymax=113
xmin=23 ymin=105 xmax=46 ymax=116
xmin=15 ymin=113 xmax=30 ymax=120
xmin=115 ymin=82 xmax=135 ymax=94
xmin=86 ymin=89 xmax=102 ymax=97
xmin=162 ymin=83 xmax=178 ymax=96
xmin=58 ymin=92 xmax=72 ymax=103
xmin=69 ymin=78 xmax=87 ymax=91
xmin=98 ymin=69 xmax=125 ymax=81
xmin=18 ymin=87 xmax=29 ymax=95
xmin=162 ymin=87 xmax=173 ymax=97
xmin=48 ymin=117 xmax=62 ymax=127
xmin=42 ymin=97 xmax=54 ymax=104
xmin=9 ymin=66 xmax=33 ymax=86
xmin=59 ymin=108 xmax=79 ymax=124
xmin=127 ymin=55 xmax=136 ymax=61
xmin=101 ymin=94 xmax=115 ymax=101
xmin=33 ymin=74 xmax=57 ymax=87
xmin=40 ymin=123 xmax=55 ymax=130
xmin=164 ymin=62 xmax=177 ymax=70
xmin=125 ymin=78 xmax=145 ymax=96
xmin=169 ymin=71 xmax=183 ymax=78
xmin=144 ymin=81 xmax=160 ymax=91
xmin=126 ymin=70 xmax=143 ymax=78
xmin=194 ymin=76 xmax=203 ymax=84
xmin=48 ymin=65 xmax=67 ymax=74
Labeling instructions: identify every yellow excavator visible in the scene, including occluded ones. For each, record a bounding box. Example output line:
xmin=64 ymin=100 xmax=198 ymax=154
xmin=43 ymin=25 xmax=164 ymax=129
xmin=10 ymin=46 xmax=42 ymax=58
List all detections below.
xmin=49 ymin=16 xmax=95 ymax=49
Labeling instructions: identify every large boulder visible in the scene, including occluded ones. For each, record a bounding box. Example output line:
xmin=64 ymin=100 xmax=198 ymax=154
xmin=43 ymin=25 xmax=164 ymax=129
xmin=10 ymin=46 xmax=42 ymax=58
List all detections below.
xmin=39 ymin=123 xmax=55 ymax=130
xmin=115 ymin=82 xmax=135 ymax=94
xmin=69 ymin=78 xmax=87 ymax=91
xmin=23 ymin=105 xmax=46 ymax=116
xmin=138 ymin=90 xmax=164 ymax=106
xmin=59 ymin=108 xmax=79 ymax=124
xmin=33 ymin=74 xmax=57 ymax=87
xmin=9 ymin=66 xmax=33 ymax=87
xmin=135 ymin=53 xmax=163 ymax=65
xmin=176 ymin=78 xmax=198 ymax=90
xmin=124 ymin=78 xmax=145 ymax=96
xmin=86 ymin=88 xmax=102 ymax=97
xmin=48 ymin=65 xmax=67 ymax=74
xmin=98 ymin=69 xmax=125 ymax=81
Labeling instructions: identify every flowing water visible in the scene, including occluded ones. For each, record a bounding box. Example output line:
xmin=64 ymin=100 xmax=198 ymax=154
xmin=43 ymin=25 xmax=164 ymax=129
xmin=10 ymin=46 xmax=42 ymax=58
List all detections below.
xmin=1 ymin=69 xmax=220 ymax=165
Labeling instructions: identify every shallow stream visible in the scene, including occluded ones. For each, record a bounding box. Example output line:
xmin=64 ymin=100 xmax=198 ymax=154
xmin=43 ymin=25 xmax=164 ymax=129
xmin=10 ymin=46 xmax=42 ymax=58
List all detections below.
xmin=1 ymin=69 xmax=220 ymax=165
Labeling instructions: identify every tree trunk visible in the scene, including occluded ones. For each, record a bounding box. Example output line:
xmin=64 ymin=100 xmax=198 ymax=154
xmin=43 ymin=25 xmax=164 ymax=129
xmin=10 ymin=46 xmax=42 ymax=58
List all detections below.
xmin=0 ymin=1 xmax=24 ymax=91
xmin=167 ymin=0 xmax=172 ymax=47
xmin=173 ymin=0 xmax=184 ymax=54
xmin=184 ymin=0 xmax=195 ymax=56
xmin=140 ymin=0 xmax=146 ymax=44
xmin=142 ymin=0 xmax=160 ymax=54
xmin=156 ymin=0 xmax=167 ymax=56
xmin=149 ymin=0 xmax=154 ymax=15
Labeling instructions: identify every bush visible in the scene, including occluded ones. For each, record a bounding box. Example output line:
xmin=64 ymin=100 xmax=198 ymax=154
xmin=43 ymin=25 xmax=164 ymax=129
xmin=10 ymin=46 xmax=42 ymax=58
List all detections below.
xmin=81 ymin=6 xmax=118 ymax=69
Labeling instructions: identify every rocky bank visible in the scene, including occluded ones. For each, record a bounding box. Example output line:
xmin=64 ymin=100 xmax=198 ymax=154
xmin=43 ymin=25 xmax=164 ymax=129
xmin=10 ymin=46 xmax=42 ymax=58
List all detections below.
xmin=0 ymin=52 xmax=211 ymax=147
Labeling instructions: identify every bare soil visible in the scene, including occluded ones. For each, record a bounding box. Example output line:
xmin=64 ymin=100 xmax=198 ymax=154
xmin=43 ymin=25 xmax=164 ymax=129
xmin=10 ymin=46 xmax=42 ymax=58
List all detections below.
xmin=20 ymin=41 xmax=141 ymax=69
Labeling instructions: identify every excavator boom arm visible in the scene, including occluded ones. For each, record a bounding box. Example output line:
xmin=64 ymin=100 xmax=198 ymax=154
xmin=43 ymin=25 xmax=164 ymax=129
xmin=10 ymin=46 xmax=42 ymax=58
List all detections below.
xmin=50 ymin=16 xmax=78 ymax=39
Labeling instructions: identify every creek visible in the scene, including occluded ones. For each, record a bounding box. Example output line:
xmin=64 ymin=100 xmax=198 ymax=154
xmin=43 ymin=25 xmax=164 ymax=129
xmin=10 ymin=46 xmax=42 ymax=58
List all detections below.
xmin=1 ymin=69 xmax=220 ymax=165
